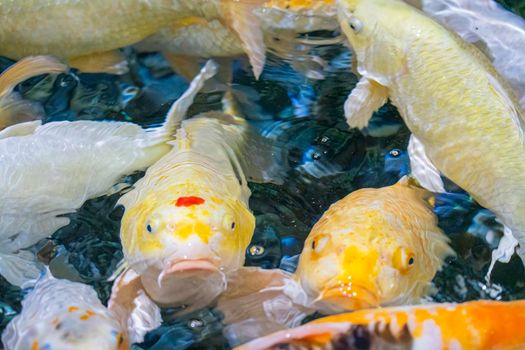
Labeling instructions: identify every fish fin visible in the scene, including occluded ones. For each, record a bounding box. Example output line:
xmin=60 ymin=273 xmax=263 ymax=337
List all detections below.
xmin=222 ymin=0 xmax=266 ymax=79
xmin=218 ymin=267 xmax=310 ymax=346
xmin=147 ymin=60 xmax=218 ymax=143
xmin=0 ymin=56 xmax=67 ymax=129
xmin=0 ymin=120 xmax=41 ymax=139
xmin=487 ymin=225 xmax=519 ymax=281
xmin=108 ymin=268 xmax=162 ymax=344
xmin=68 ymin=50 xmax=128 ymax=75
xmin=164 ymin=53 xmax=231 ymax=92
xmin=407 ymin=134 xmax=446 ymax=193
xmin=0 ymin=250 xmax=42 ymax=287
xmin=344 ymin=77 xmax=388 ymax=129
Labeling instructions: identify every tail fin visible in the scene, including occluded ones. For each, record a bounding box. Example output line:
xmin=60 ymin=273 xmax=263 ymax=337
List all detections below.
xmin=0 ymin=56 xmax=68 ymax=130
xmin=0 ymin=250 xmax=42 ymax=287
xmin=147 ymin=60 xmax=218 ymax=142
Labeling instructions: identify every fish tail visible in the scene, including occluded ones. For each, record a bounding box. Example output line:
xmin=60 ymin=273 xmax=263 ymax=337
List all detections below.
xmin=150 ymin=60 xmax=218 ymax=142
xmin=0 ymin=56 xmax=68 ymax=129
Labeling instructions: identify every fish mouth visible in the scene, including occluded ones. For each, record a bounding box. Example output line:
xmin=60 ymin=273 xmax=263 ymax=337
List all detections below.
xmin=164 ymin=259 xmax=220 ymax=274
xmin=141 ymin=259 xmax=226 ymax=308
xmin=318 ymin=284 xmax=380 ymax=311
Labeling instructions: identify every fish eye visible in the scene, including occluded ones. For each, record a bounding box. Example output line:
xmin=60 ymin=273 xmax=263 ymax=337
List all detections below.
xmin=393 ymin=247 xmax=415 ymax=273
xmin=389 ymin=149 xmax=401 ymax=158
xmin=231 ymin=222 xmax=235 ymax=230
xmin=349 ymin=17 xmax=363 ymax=33
xmin=310 ymin=234 xmax=329 ymax=254
xmin=146 ymin=224 xmax=152 ymax=233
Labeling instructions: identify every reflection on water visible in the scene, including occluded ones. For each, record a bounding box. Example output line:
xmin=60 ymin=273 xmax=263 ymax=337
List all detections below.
xmin=2 ymin=4 xmax=525 ymax=346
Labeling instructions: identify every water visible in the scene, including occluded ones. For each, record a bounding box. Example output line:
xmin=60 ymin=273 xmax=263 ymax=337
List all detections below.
xmin=1 ymin=2 xmax=525 ymax=348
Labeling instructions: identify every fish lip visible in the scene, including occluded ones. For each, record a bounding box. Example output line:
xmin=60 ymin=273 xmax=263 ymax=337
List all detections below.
xmin=319 ymin=284 xmax=380 ymax=310
xmin=164 ymin=259 xmax=220 ymax=273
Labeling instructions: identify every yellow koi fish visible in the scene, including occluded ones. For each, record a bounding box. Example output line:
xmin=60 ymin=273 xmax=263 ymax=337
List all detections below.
xmin=0 ymin=0 xmax=267 ymax=76
xmin=0 ymin=56 xmax=67 ymax=130
xmin=336 ymin=0 xmax=525 ymax=274
xmin=218 ymin=178 xmax=453 ymax=345
xmin=2 ymin=271 xmax=129 ymax=350
xmin=108 ymin=89 xmax=281 ymax=343
xmin=0 ymin=60 xmax=214 ymax=288
xmin=237 ymin=300 xmax=525 ymax=350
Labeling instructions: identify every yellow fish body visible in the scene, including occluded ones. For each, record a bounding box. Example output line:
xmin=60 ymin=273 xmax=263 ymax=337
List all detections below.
xmin=337 ymin=0 xmax=525 ymax=272
xmin=293 ymin=177 xmax=452 ymax=313
xmin=217 ymin=178 xmax=452 ymax=345
xmin=109 ymin=95 xmax=263 ymax=343
xmin=236 ymin=300 xmax=525 ymax=350
xmin=0 ymin=0 xmax=266 ymax=75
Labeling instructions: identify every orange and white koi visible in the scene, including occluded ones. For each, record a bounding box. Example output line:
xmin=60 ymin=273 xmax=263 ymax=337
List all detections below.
xmin=237 ymin=300 xmax=525 ymax=350
xmin=2 ymin=271 xmax=128 ymax=350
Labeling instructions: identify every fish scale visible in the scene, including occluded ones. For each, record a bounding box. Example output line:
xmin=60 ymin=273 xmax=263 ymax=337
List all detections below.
xmin=337 ymin=0 xmax=525 ymax=266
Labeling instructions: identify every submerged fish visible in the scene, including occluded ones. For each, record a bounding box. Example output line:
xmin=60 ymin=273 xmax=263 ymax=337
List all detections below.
xmin=337 ymin=0 xmax=525 ymax=274
xmin=2 ymin=271 xmax=128 ymax=350
xmin=108 ymin=92 xmax=281 ymax=343
xmin=408 ymin=0 xmax=525 ymax=109
xmin=237 ymin=300 xmax=525 ymax=350
xmin=0 ymin=0 xmax=267 ymax=76
xmin=0 ymin=61 xmax=216 ymax=287
xmin=0 ymin=56 xmax=67 ymax=130
xmin=218 ymin=177 xmax=453 ymax=344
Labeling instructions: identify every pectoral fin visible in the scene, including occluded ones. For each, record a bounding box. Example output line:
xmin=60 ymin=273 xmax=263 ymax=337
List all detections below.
xmin=218 ymin=267 xmax=310 ymax=346
xmin=0 ymin=56 xmax=67 ymax=130
xmin=222 ymin=1 xmax=266 ymax=79
xmin=0 ymin=250 xmax=42 ymax=287
xmin=68 ymin=50 xmax=128 ymax=75
xmin=0 ymin=120 xmax=41 ymax=138
xmin=487 ymin=225 xmax=518 ymax=281
xmin=344 ymin=77 xmax=388 ymax=129
xmin=108 ymin=268 xmax=162 ymax=344
xmin=408 ymin=134 xmax=446 ymax=193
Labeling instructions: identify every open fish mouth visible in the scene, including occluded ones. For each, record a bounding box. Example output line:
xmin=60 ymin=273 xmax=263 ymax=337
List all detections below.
xmin=319 ymin=284 xmax=380 ymax=311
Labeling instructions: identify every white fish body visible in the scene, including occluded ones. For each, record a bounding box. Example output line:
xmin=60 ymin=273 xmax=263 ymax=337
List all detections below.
xmin=2 ymin=272 xmax=128 ymax=350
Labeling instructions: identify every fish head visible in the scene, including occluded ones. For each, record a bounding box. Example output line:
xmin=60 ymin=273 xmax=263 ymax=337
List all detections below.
xmin=120 ymin=189 xmax=255 ymax=309
xmin=336 ymin=0 xmax=414 ymax=83
xmin=295 ymin=191 xmax=451 ymax=312
xmin=19 ymin=307 xmax=128 ymax=350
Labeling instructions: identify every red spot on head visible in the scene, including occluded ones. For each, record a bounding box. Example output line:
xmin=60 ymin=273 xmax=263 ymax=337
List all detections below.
xmin=175 ymin=196 xmax=205 ymax=207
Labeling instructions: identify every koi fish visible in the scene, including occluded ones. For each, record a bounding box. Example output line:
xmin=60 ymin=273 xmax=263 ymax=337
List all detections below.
xmin=135 ymin=0 xmax=339 ymax=81
xmin=0 ymin=56 xmax=67 ymax=130
xmin=0 ymin=61 xmax=216 ymax=287
xmin=0 ymin=0 xmax=267 ymax=76
xmin=236 ymin=300 xmax=525 ymax=350
xmin=107 ymin=91 xmax=282 ymax=343
xmin=407 ymin=0 xmax=525 ymax=109
xmin=336 ymin=0 xmax=525 ymax=275
xmin=2 ymin=271 xmax=129 ymax=350
xmin=217 ymin=177 xmax=453 ymax=345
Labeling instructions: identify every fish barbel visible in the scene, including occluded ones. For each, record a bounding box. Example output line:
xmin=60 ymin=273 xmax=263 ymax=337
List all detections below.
xmin=337 ymin=0 xmax=525 ymax=274
xmin=236 ymin=300 xmax=525 ymax=350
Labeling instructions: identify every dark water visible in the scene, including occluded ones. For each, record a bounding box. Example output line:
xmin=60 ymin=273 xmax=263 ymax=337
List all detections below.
xmin=1 ymin=2 xmax=525 ymax=348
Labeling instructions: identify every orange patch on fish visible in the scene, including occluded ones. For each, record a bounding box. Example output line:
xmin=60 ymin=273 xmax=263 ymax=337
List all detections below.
xmin=31 ymin=341 xmax=39 ymax=350
xmin=175 ymin=196 xmax=205 ymax=207
xmin=68 ymin=306 xmax=79 ymax=312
